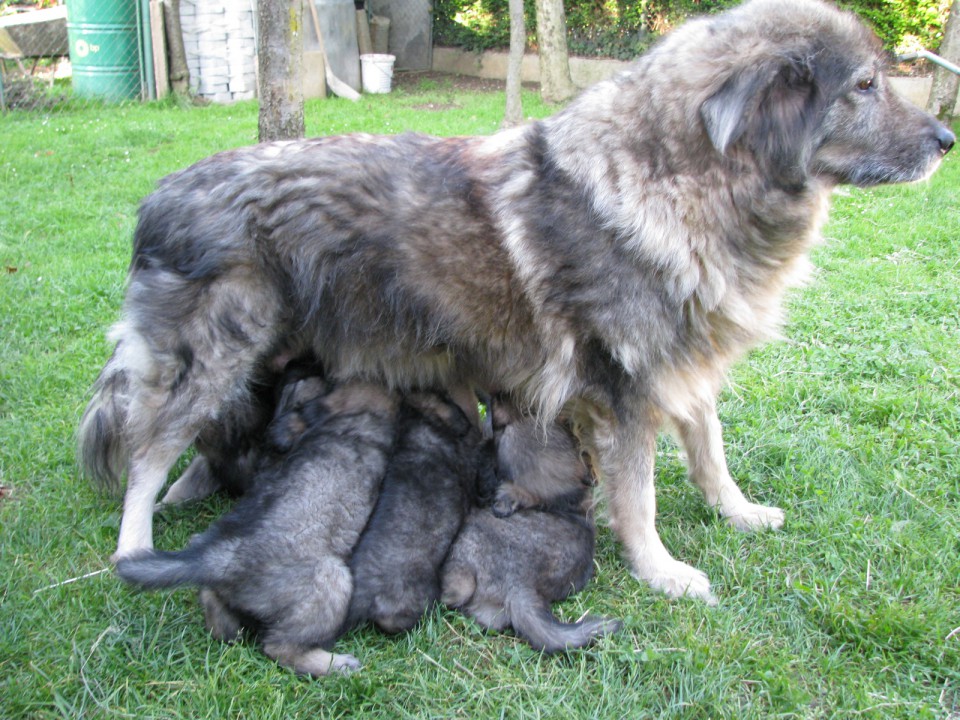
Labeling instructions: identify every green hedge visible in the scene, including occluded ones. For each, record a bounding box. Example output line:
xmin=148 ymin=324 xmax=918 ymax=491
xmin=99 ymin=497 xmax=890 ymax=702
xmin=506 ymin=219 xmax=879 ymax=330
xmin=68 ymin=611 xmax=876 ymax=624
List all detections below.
xmin=433 ymin=0 xmax=949 ymax=59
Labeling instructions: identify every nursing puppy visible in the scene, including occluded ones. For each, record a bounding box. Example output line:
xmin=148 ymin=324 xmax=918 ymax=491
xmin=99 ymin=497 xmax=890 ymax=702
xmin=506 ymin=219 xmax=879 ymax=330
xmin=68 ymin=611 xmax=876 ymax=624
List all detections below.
xmin=80 ymin=0 xmax=954 ymax=603
xmin=485 ymin=396 xmax=595 ymax=518
xmin=116 ymin=380 xmax=399 ymax=677
xmin=158 ymin=360 xmax=327 ymax=506
xmin=442 ymin=398 xmax=622 ymax=653
xmin=344 ymin=391 xmax=485 ymax=635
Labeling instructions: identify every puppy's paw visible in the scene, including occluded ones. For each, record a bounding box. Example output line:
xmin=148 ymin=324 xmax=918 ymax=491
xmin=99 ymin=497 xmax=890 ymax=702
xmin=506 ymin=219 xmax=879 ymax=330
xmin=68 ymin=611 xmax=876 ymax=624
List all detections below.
xmin=200 ymin=588 xmax=243 ymax=642
xmin=491 ymin=484 xmax=522 ymax=517
xmin=491 ymin=495 xmax=519 ymax=518
xmin=286 ymin=648 xmax=362 ymax=677
xmin=329 ymin=653 xmax=361 ymax=676
xmin=722 ymin=502 xmax=785 ymax=532
xmin=632 ymin=558 xmax=718 ymax=606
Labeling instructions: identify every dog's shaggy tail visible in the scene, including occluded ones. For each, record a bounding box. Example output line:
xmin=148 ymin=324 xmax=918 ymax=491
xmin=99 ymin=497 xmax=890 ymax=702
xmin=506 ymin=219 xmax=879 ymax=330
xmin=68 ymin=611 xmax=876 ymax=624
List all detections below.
xmin=506 ymin=591 xmax=622 ymax=653
xmin=77 ymin=346 xmax=132 ymax=496
xmin=115 ymin=545 xmax=221 ymax=590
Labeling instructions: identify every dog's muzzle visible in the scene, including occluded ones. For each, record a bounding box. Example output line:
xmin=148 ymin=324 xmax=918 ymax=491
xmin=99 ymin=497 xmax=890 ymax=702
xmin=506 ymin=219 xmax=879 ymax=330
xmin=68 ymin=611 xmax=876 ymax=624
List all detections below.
xmin=935 ymin=123 xmax=956 ymax=154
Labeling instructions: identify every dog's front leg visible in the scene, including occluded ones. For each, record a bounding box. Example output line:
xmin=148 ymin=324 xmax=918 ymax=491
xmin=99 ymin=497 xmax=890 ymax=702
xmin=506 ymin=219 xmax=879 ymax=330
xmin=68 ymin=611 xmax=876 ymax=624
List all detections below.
xmin=673 ymin=398 xmax=784 ymax=532
xmin=596 ymin=408 xmax=717 ymax=604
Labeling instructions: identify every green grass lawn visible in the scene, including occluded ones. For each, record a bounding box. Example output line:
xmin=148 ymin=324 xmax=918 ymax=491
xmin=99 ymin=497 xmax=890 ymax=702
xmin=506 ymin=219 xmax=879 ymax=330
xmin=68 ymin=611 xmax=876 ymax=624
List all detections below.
xmin=1 ymin=81 xmax=958 ymax=719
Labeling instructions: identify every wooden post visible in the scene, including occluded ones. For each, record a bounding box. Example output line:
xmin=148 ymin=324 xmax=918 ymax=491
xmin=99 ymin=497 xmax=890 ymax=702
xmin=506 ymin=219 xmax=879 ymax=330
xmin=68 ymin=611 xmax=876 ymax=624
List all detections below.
xmin=149 ymin=0 xmax=168 ymax=98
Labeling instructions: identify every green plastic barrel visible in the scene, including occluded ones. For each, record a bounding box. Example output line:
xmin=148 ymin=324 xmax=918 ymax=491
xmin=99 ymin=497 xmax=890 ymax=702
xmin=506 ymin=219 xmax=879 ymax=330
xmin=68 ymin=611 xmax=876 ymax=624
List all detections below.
xmin=66 ymin=0 xmax=142 ymax=101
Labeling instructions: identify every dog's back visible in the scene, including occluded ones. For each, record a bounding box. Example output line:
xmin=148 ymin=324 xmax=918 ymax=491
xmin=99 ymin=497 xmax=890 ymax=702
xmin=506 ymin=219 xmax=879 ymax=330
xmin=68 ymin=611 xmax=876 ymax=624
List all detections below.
xmin=117 ymin=380 xmax=399 ymax=675
xmin=346 ymin=391 xmax=483 ymax=634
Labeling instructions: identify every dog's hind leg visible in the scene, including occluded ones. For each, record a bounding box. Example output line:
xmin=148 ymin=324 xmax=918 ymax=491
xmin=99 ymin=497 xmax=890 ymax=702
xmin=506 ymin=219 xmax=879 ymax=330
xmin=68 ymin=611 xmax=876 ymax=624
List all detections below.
xmin=200 ymin=588 xmax=244 ymax=642
xmin=596 ymin=408 xmax=717 ymax=604
xmin=674 ymin=399 xmax=785 ymax=532
xmin=157 ymin=456 xmax=219 ymax=508
xmin=116 ymin=438 xmax=197 ymax=559
xmin=262 ymin=560 xmax=359 ymax=677
xmin=109 ymin=271 xmax=285 ymax=558
xmin=114 ymin=370 xmax=266 ymax=559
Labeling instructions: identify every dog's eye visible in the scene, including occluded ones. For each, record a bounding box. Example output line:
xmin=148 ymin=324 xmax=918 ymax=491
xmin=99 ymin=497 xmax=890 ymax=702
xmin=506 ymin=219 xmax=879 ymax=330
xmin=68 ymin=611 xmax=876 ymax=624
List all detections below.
xmin=856 ymin=77 xmax=876 ymax=92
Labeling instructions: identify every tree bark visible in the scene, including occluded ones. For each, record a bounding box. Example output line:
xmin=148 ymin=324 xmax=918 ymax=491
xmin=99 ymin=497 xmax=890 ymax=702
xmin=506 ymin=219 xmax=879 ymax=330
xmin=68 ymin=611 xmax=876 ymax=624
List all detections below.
xmin=927 ymin=0 xmax=960 ymax=122
xmin=534 ymin=0 xmax=576 ymax=103
xmin=162 ymin=0 xmax=190 ymax=97
xmin=257 ymin=0 xmax=305 ymax=142
xmin=503 ymin=0 xmax=525 ymax=126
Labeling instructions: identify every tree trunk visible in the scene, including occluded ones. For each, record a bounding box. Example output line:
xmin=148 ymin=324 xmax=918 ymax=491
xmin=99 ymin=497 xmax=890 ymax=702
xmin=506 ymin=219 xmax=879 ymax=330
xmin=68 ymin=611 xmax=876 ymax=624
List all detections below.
xmin=534 ymin=0 xmax=576 ymax=104
xmin=503 ymin=0 xmax=525 ymax=127
xmin=162 ymin=0 xmax=190 ymax=97
xmin=927 ymin=0 xmax=960 ymax=122
xmin=257 ymin=0 xmax=305 ymax=142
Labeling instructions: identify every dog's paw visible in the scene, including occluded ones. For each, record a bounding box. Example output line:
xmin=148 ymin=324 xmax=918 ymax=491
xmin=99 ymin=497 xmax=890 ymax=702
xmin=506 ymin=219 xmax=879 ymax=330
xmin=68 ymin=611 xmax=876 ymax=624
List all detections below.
xmin=491 ymin=485 xmax=521 ymax=518
xmin=632 ymin=559 xmax=718 ymax=605
xmin=110 ymin=544 xmax=152 ymax=566
xmin=287 ymin=648 xmax=362 ymax=677
xmin=157 ymin=456 xmax=219 ymax=509
xmin=722 ymin=502 xmax=785 ymax=532
xmin=329 ymin=653 xmax=362 ymax=676
xmin=491 ymin=496 xmax=519 ymax=518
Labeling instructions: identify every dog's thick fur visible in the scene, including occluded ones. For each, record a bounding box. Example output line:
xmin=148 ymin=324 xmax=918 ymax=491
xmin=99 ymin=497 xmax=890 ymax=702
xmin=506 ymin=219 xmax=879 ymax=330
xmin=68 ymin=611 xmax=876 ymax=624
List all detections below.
xmin=116 ymin=381 xmax=399 ymax=677
xmin=81 ymin=0 xmax=954 ymax=601
xmin=441 ymin=402 xmax=621 ymax=652
xmin=345 ymin=391 xmax=484 ymax=634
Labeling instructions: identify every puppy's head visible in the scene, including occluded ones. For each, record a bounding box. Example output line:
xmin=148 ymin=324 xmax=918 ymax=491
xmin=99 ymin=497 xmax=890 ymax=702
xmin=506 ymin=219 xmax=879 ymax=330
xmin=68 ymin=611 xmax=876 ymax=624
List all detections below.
xmin=267 ymin=375 xmax=331 ymax=453
xmin=403 ymin=390 xmax=474 ymax=437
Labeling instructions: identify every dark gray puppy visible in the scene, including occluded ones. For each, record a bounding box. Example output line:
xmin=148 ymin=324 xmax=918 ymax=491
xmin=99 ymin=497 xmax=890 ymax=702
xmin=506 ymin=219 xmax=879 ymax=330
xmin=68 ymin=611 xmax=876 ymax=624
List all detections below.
xmin=158 ymin=360 xmax=326 ymax=506
xmin=442 ymin=399 xmax=621 ymax=653
xmin=117 ymin=380 xmax=399 ymax=677
xmin=345 ymin=391 xmax=486 ymax=634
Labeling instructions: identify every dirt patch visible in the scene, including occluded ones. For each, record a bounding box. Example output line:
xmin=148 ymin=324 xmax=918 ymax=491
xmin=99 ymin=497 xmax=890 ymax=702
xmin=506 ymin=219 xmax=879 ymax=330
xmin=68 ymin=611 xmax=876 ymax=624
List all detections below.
xmin=409 ymin=100 xmax=462 ymax=111
xmin=392 ymin=70 xmax=541 ymax=111
xmin=392 ymin=70 xmax=511 ymax=94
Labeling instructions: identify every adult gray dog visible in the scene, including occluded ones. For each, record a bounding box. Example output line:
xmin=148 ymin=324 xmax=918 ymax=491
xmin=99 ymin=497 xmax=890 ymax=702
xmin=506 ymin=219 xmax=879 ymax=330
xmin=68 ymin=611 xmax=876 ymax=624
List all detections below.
xmin=80 ymin=0 xmax=953 ymax=603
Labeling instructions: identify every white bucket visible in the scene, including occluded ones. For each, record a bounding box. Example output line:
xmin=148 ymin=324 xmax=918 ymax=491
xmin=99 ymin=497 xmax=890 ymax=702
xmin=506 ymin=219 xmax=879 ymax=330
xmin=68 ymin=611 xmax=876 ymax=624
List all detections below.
xmin=360 ymin=53 xmax=395 ymax=94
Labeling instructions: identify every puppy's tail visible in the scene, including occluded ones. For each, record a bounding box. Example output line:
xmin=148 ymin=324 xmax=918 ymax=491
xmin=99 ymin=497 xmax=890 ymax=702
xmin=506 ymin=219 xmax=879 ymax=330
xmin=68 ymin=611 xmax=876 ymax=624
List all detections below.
xmin=506 ymin=591 xmax=622 ymax=654
xmin=115 ymin=544 xmax=220 ymax=590
xmin=77 ymin=341 xmax=132 ymax=496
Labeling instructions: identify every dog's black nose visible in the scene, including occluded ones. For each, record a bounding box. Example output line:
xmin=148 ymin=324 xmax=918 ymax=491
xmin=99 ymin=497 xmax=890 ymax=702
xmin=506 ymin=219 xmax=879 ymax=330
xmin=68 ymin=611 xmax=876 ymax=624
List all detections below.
xmin=935 ymin=124 xmax=956 ymax=154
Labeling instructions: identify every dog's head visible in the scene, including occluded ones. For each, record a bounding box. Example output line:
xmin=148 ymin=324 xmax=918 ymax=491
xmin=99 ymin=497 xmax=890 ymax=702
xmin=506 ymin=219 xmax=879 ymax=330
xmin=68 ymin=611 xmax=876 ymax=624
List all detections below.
xmin=698 ymin=0 xmax=953 ymax=188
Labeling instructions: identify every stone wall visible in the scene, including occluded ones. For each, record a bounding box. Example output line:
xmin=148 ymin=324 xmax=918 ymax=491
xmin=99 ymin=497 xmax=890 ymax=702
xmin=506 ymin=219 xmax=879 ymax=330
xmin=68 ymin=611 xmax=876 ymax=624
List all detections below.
xmin=432 ymin=47 xmax=945 ymax=110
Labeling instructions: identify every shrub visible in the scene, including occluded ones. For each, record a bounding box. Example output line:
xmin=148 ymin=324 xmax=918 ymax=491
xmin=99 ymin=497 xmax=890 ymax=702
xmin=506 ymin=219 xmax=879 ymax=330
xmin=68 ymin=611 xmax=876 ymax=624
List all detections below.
xmin=433 ymin=0 xmax=950 ymax=58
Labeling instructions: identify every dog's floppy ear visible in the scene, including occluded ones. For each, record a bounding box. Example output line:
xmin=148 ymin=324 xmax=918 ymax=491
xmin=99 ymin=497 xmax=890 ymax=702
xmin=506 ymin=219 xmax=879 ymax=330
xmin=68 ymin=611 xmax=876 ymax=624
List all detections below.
xmin=702 ymin=53 xmax=824 ymax=184
xmin=701 ymin=67 xmax=775 ymax=155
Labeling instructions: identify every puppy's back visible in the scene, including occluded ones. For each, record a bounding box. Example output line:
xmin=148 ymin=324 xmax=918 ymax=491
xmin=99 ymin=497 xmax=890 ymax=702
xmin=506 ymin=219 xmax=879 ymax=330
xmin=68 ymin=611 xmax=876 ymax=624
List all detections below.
xmin=346 ymin=392 xmax=482 ymax=634
xmin=119 ymin=381 xmax=399 ymax=632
